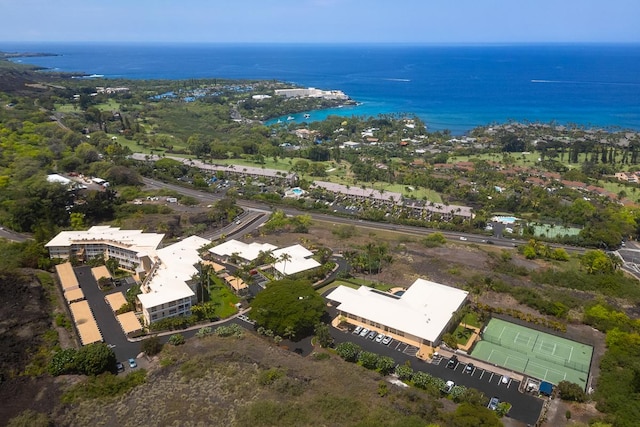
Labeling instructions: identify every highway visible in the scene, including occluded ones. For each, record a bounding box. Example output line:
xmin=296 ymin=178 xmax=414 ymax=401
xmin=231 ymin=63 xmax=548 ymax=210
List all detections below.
xmin=142 ymin=177 xmax=586 ymax=253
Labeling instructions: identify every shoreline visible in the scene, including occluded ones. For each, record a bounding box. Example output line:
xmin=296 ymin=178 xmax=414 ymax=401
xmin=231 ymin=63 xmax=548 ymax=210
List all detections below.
xmin=2 ymin=45 xmax=640 ymax=134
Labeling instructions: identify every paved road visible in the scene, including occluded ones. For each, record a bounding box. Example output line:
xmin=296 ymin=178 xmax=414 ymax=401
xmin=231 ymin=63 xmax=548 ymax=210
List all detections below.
xmin=74 ymin=266 xmax=139 ymax=362
xmin=142 ymin=177 xmax=587 ymax=254
xmin=0 ymin=226 xmax=31 ymax=242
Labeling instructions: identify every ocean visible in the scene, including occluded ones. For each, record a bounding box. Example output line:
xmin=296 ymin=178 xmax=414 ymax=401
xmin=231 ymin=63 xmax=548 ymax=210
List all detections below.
xmin=3 ymin=42 xmax=640 ymax=134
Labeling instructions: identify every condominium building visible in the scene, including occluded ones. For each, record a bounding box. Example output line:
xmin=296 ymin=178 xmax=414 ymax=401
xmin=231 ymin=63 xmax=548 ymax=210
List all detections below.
xmin=46 ymin=227 xmax=211 ymax=325
xmin=45 ymin=226 xmax=163 ymax=271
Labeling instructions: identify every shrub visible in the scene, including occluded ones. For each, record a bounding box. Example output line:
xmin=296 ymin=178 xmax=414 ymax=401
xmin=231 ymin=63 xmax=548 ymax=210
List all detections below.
xmin=141 ymin=335 xmax=163 ymax=356
xmin=312 ymin=351 xmax=330 ymax=361
xmin=412 ymin=371 xmax=433 ymax=390
xmin=335 ymin=342 xmax=361 ymax=362
xmin=214 ymin=323 xmax=244 ymax=337
xmin=557 ymin=380 xmax=588 ymax=402
xmin=358 ymin=351 xmax=379 ymax=370
xmin=48 ymin=348 xmax=77 ymax=376
xmin=168 ymin=333 xmax=185 ymax=346
xmin=395 ymin=364 xmax=414 ymax=381
xmin=195 ymin=326 xmax=212 ymax=338
xmin=75 ymin=343 xmax=116 ymax=376
xmin=258 ymin=368 xmax=285 ymax=386
xmin=376 ymin=356 xmax=396 ymax=375
xmin=378 ymin=381 xmax=389 ymax=397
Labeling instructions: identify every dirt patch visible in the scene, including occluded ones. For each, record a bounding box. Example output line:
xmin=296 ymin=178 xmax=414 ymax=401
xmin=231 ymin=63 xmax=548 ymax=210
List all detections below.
xmin=542 ymin=398 xmax=602 ymax=427
xmin=0 ymin=270 xmax=51 ymax=378
xmin=54 ymin=333 xmax=446 ymax=427
xmin=0 ymin=270 xmax=65 ymax=422
xmin=0 ymin=376 xmax=65 ymax=422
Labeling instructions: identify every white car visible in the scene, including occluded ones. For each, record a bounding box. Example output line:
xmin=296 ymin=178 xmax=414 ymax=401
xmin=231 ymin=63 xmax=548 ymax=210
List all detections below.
xmin=459 ymin=236 xmax=467 ymax=241
xmin=375 ymin=333 xmax=385 ymax=343
xmin=353 ymin=325 xmax=363 ymax=335
xmin=444 ymin=380 xmax=455 ymax=393
xmin=382 ymin=336 xmax=393 ymax=345
xmin=359 ymin=328 xmax=370 ymax=337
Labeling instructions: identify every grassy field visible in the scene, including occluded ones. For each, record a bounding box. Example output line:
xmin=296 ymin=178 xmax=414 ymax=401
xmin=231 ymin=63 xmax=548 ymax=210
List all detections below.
xmin=209 ymin=276 xmax=239 ymax=318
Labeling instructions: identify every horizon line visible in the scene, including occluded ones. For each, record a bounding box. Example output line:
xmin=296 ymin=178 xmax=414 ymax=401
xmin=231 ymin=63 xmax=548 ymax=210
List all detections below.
xmin=2 ymin=40 xmax=640 ymax=47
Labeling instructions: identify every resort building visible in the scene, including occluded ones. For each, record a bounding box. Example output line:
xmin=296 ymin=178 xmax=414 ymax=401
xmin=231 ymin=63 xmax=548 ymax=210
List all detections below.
xmin=274 ymin=87 xmax=349 ymax=100
xmin=271 ymin=244 xmax=321 ymax=277
xmin=311 ymin=181 xmax=403 ymax=207
xmin=47 ymin=227 xmax=212 ymax=325
xmin=209 ymin=239 xmax=278 ymax=264
xmin=404 ymin=200 xmax=474 ymax=222
xmin=209 ymin=240 xmax=321 ymax=277
xmin=327 ymin=278 xmax=468 ymax=349
xmin=45 ymin=226 xmax=164 ymax=272
xmin=138 ymin=235 xmax=210 ymax=325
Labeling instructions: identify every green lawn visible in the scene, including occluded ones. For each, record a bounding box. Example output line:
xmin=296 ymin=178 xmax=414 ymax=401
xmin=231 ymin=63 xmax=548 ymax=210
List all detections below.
xmin=460 ymin=312 xmax=482 ymax=328
xmin=315 ymin=280 xmax=355 ymax=295
xmin=452 ymin=324 xmax=475 ymax=346
xmin=345 ymin=277 xmax=393 ymax=292
xmin=208 ymin=276 xmax=240 ymax=318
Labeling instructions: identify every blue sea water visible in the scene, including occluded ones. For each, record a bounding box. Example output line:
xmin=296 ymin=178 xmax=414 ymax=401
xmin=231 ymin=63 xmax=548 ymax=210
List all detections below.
xmin=3 ymin=42 xmax=640 ymax=134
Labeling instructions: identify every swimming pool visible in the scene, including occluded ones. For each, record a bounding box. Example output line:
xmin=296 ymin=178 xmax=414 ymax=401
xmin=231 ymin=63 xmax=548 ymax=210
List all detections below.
xmin=492 ymin=216 xmax=518 ymax=224
xmin=291 ymin=187 xmax=304 ymax=195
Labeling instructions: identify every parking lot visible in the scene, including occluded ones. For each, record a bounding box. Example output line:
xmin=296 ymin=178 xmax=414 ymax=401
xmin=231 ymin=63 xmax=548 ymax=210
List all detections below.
xmin=331 ymin=324 xmax=543 ymax=426
xmin=349 ymin=325 xmax=419 ymax=356
xmin=435 ymin=355 xmax=519 ymax=390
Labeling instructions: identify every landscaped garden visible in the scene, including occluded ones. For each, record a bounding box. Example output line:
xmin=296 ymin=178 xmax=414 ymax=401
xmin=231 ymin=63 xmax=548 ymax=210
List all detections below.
xmin=208 ymin=275 xmax=240 ymax=318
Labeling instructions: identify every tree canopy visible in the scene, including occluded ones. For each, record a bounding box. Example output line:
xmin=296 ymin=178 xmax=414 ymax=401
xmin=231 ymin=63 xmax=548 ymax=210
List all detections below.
xmin=249 ymin=279 xmax=325 ymax=338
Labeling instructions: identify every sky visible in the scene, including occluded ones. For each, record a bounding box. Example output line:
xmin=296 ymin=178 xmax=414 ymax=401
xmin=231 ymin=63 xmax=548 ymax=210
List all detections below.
xmin=1 ymin=0 xmax=639 ymax=44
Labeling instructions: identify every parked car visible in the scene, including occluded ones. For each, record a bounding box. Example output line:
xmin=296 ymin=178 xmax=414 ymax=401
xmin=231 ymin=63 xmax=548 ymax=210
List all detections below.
xmin=382 ymin=335 xmax=393 ymax=345
xmin=444 ymin=380 xmax=455 ymax=393
xmin=446 ymin=356 xmax=458 ymax=369
xmin=488 ymin=396 xmax=500 ymax=410
xmin=353 ymin=325 xmax=363 ymax=335
xmin=128 ymin=358 xmax=137 ymax=368
xmin=375 ymin=333 xmax=385 ymax=343
xmin=367 ymin=331 xmax=377 ymax=340
xmin=501 ymin=375 xmax=510 ymax=384
xmin=464 ymin=363 xmax=474 ymax=374
xmin=459 ymin=236 xmax=467 ymax=241
xmin=360 ymin=328 xmax=370 ymax=337
xmin=116 ymin=361 xmax=124 ymax=373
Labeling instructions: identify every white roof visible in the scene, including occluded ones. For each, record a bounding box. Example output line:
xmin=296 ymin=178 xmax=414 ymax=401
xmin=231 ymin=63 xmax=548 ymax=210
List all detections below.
xmin=273 ymin=256 xmax=321 ymax=276
xmin=271 ymin=244 xmax=320 ymax=276
xmin=45 ymin=226 xmax=165 ymax=257
xmin=209 ymin=239 xmax=277 ymax=262
xmin=327 ymin=278 xmax=468 ymax=343
xmin=138 ymin=235 xmax=210 ymax=308
xmin=47 ymin=174 xmax=72 ymax=185
xmin=272 ymin=244 xmax=314 ymax=260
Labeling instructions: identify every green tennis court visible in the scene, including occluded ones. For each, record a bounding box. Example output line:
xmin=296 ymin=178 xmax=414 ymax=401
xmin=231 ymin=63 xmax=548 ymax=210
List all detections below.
xmin=470 ymin=318 xmax=593 ymax=388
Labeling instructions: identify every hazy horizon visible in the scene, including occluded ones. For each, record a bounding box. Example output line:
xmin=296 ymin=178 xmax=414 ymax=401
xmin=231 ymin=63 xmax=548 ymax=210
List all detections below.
xmin=1 ymin=0 xmax=639 ymax=44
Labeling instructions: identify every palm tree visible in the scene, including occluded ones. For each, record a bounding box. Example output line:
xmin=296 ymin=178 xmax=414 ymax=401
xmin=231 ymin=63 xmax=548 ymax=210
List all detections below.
xmin=279 ymin=252 xmax=292 ymax=277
